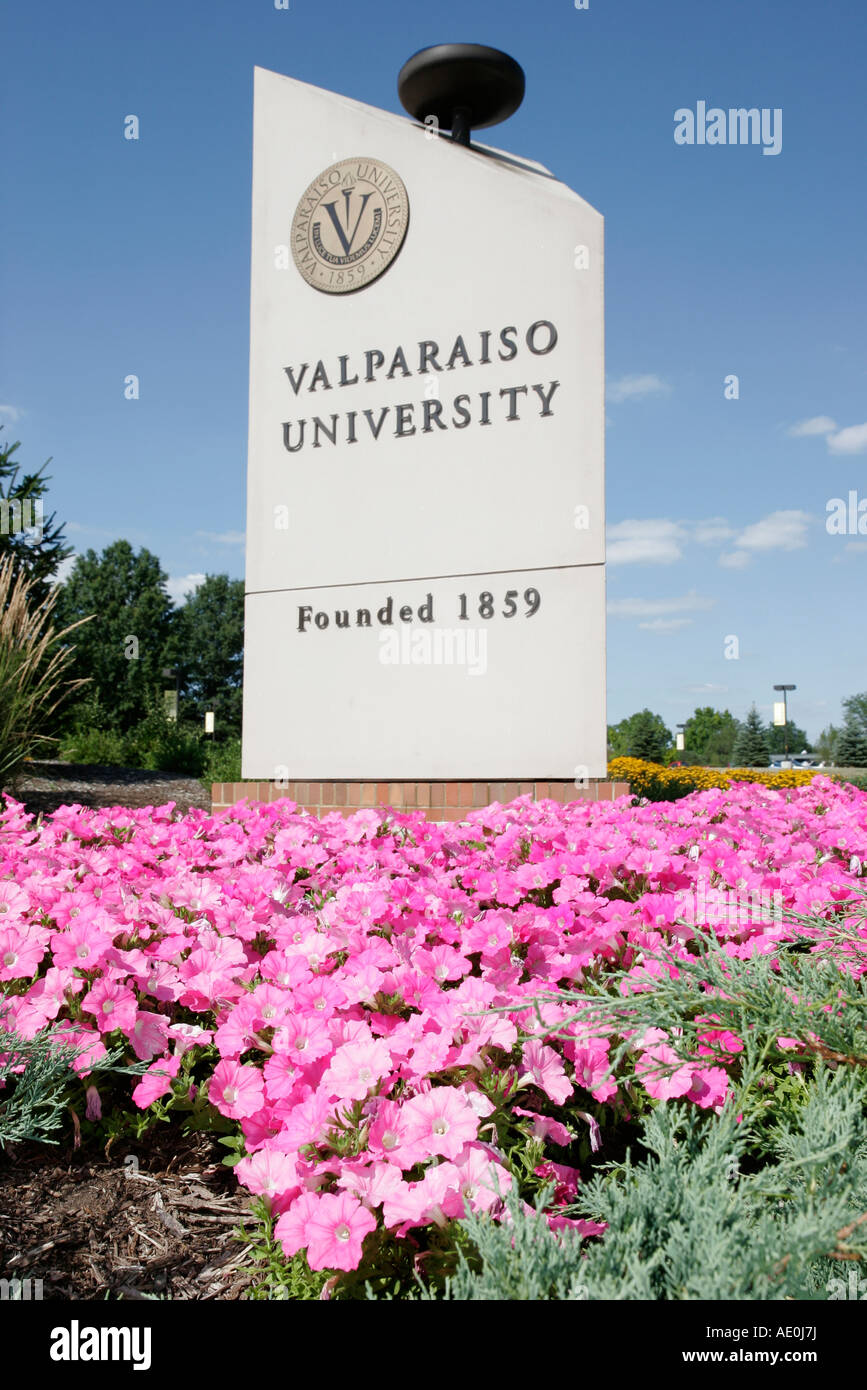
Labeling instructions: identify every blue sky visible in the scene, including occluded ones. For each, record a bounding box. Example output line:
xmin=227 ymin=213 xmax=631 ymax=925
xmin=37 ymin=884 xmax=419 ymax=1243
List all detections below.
xmin=2 ymin=0 xmax=865 ymax=741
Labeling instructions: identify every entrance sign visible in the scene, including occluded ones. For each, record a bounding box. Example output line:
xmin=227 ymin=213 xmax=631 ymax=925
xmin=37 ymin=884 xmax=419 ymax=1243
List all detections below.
xmin=242 ymin=62 xmax=606 ymax=779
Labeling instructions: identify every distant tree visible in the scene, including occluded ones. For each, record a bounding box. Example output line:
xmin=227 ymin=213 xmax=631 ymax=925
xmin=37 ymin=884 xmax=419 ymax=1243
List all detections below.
xmin=53 ymin=541 xmax=174 ymax=732
xmin=766 ymin=720 xmax=811 ymax=756
xmin=814 ymin=725 xmax=839 ymax=763
xmin=625 ymin=709 xmax=672 ymax=764
xmin=683 ymin=707 xmax=739 ymax=766
xmin=731 ymin=705 xmax=771 ymax=767
xmin=164 ymin=574 xmax=244 ymax=737
xmin=842 ymin=692 xmax=867 ymax=739
xmin=835 ymin=718 xmax=867 ymax=768
xmin=0 ymin=431 xmax=72 ymax=607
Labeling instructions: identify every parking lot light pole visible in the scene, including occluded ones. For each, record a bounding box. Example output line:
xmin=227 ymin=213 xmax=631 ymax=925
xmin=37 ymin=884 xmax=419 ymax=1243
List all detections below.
xmin=773 ymin=684 xmax=796 ymax=760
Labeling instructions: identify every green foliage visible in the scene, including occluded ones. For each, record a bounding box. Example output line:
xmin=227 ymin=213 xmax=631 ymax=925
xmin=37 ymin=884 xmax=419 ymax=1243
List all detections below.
xmin=836 ymin=717 xmax=867 ymax=768
xmin=164 ymin=574 xmax=244 ymax=737
xmin=842 ymin=690 xmax=867 ymax=739
xmin=0 ymin=554 xmax=91 ymax=787
xmin=0 ymin=431 xmax=73 ymax=606
xmin=732 ymin=704 xmax=771 ymax=766
xmin=430 ymin=1068 xmax=867 ymax=1300
xmin=60 ymin=694 xmax=206 ymax=774
xmin=814 ymin=724 xmax=839 ymax=763
xmin=608 ymin=709 xmax=671 ymax=763
xmin=53 ymin=541 xmax=175 ymax=734
xmin=682 ymin=706 xmax=739 ymax=766
xmin=0 ymin=1018 xmax=121 ymax=1147
xmin=766 ymin=719 xmax=812 ymax=756
xmin=415 ymin=1185 xmax=589 ymax=1300
xmin=237 ymin=1197 xmax=329 ymax=1300
xmin=201 ymin=735 xmax=242 ymax=788
xmin=419 ymin=905 xmax=867 ymax=1301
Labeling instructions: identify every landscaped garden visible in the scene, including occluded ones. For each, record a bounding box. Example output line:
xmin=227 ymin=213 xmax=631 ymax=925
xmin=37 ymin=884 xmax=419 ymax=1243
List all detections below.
xmin=2 ymin=774 xmax=866 ymax=1300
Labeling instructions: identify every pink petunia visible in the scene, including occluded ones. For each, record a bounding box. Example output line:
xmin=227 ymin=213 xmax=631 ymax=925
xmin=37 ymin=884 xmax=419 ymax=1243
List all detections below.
xmin=0 ymin=925 xmax=45 ymax=981
xmin=520 ymin=1040 xmax=573 ymax=1105
xmin=132 ymin=1054 xmax=181 ymax=1107
xmin=568 ymin=1041 xmax=618 ymax=1103
xmin=81 ymin=977 xmax=138 ymax=1035
xmin=289 ymin=1191 xmax=376 ymax=1272
xmin=235 ymin=1148 xmax=302 ymax=1213
xmin=322 ymin=1038 xmax=392 ymax=1103
xmin=129 ymin=1010 xmax=171 ymax=1061
xmin=398 ymin=1087 xmax=479 ymax=1162
xmin=635 ymin=1044 xmax=695 ymax=1100
xmin=274 ymin=1190 xmax=322 ymax=1258
xmin=209 ymin=1059 xmax=266 ymax=1119
xmin=513 ymin=1107 xmax=573 ymax=1147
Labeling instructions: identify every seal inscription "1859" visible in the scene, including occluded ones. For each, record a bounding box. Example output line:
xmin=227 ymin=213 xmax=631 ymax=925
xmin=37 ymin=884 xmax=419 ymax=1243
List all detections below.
xmin=291 ymin=157 xmax=409 ymax=294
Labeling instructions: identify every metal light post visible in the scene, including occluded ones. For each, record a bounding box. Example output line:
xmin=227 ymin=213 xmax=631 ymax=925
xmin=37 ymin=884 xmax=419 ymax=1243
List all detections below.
xmin=773 ymin=684 xmax=796 ymax=760
xmin=162 ymin=667 xmax=180 ymax=723
xmin=676 ymin=722 xmax=686 ymax=754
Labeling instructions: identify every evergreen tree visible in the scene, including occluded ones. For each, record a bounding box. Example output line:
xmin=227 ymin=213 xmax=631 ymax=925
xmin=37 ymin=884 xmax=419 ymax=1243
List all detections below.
xmin=0 ymin=431 xmax=72 ymax=607
xmin=731 ymin=705 xmax=771 ymax=766
xmin=835 ymin=718 xmax=867 ymax=767
xmin=841 ymin=691 xmax=867 ymax=740
xmin=626 ymin=709 xmax=671 ymax=763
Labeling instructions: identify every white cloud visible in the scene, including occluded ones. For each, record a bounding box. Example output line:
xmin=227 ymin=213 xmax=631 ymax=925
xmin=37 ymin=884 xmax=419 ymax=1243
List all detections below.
xmin=196 ymin=530 xmax=246 ymax=545
xmin=693 ymin=517 xmax=735 ymax=545
xmin=786 ymin=415 xmax=867 ymax=455
xmin=788 ymin=415 xmax=836 ymax=437
xmin=845 ymin=540 xmax=867 ymax=553
xmin=608 ymin=590 xmax=714 ymax=618
xmin=167 ymin=572 xmax=206 ymax=606
xmin=53 ymin=554 xmax=77 ymax=585
xmin=685 ymin=683 xmax=729 ymax=694
xmin=827 ymin=422 xmax=867 ymax=455
xmin=0 ymin=405 xmax=21 ymax=422
xmin=720 ymin=509 xmax=811 ymax=568
xmin=638 ymin=617 xmax=693 ymax=632
xmin=607 ymin=519 xmax=685 ymax=566
xmin=607 ymin=374 xmax=671 ymax=404
xmin=719 ymin=549 xmax=751 ymax=569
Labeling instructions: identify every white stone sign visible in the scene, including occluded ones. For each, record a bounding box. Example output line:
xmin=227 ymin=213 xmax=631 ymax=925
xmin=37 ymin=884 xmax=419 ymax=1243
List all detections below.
xmin=242 ymin=65 xmax=606 ymax=779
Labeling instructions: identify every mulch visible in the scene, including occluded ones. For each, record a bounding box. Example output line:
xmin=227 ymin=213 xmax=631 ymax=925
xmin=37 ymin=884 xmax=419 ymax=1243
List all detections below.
xmin=4 ymin=760 xmax=212 ymax=819
xmin=0 ymin=1128 xmax=255 ymax=1300
xmin=0 ymin=763 xmax=252 ymax=1302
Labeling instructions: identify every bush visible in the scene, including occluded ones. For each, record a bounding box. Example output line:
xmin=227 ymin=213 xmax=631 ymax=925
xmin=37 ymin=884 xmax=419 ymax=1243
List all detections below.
xmin=201 ymin=735 xmax=242 ymax=787
xmin=428 ymin=1070 xmax=867 ymax=1300
xmin=60 ymin=695 xmax=206 ymax=775
xmin=608 ymin=756 xmax=819 ymax=801
xmin=0 ymin=554 xmax=90 ymax=788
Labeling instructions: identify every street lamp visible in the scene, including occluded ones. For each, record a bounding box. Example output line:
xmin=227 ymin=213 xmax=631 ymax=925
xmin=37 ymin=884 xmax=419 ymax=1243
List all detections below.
xmin=676 ymin=722 xmax=686 ymax=753
xmin=773 ymin=684 xmax=796 ymax=760
xmin=162 ymin=666 xmax=179 ymax=723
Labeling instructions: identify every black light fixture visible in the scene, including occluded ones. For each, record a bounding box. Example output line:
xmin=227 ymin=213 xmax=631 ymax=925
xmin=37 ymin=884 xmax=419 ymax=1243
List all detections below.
xmin=398 ymin=44 xmax=525 ymax=147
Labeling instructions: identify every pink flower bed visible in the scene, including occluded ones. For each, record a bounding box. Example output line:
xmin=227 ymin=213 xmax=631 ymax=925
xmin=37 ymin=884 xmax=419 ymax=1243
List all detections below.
xmin=1 ymin=777 xmax=865 ymax=1277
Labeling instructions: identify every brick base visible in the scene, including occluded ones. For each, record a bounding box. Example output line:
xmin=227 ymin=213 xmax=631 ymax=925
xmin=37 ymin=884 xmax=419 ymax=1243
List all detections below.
xmin=211 ymin=779 xmax=631 ymax=821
